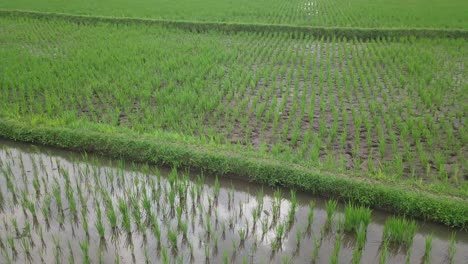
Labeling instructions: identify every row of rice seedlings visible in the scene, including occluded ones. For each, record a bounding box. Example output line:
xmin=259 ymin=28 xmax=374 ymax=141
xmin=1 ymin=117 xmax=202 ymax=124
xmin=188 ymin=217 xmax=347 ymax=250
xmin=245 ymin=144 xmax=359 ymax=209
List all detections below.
xmin=383 ymin=217 xmax=418 ymax=248
xmin=344 ymin=204 xmax=371 ymax=234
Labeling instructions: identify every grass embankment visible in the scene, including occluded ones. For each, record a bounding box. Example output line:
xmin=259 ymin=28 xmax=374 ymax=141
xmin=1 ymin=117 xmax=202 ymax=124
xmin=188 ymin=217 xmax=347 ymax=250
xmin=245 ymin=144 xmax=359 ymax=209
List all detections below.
xmin=0 ymin=0 xmax=467 ymax=29
xmin=1 ymin=118 xmax=467 ymax=229
xmin=0 ymin=10 xmax=467 ymax=39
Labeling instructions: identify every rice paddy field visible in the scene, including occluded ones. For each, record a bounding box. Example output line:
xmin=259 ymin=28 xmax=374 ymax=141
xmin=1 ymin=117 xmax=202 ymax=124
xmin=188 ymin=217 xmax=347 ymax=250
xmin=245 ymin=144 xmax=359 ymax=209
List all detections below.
xmin=0 ymin=140 xmax=467 ymax=263
xmin=0 ymin=0 xmax=467 ymax=263
xmin=0 ymin=16 xmax=467 ymax=197
xmin=0 ymin=0 xmax=467 ymax=29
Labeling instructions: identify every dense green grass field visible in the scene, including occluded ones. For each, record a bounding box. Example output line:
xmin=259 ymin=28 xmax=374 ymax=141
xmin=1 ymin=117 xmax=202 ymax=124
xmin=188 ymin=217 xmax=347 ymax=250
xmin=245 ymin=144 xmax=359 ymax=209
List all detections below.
xmin=0 ymin=0 xmax=467 ymax=29
xmin=1 ymin=16 xmax=466 ymax=198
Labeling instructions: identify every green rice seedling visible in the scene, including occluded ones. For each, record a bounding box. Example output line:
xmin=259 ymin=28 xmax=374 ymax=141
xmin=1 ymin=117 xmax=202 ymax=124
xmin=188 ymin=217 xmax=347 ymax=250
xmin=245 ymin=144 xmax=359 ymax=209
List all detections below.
xmin=66 ymin=187 xmax=77 ymax=220
xmin=132 ymin=200 xmax=145 ymax=234
xmin=213 ymin=176 xmax=220 ymax=200
xmin=307 ymin=201 xmax=315 ymax=231
xmin=168 ymin=188 xmax=176 ymax=214
xmin=32 ymin=176 xmax=40 ymax=197
xmin=344 ymin=204 xmax=371 ymax=233
xmin=272 ymin=189 xmax=282 ymax=224
xmin=448 ymin=233 xmax=456 ymax=264
xmin=142 ymin=192 xmax=152 ymax=219
xmin=12 ymin=218 xmax=20 ymax=237
xmin=204 ymin=243 xmax=210 ymax=262
xmin=0 ymin=234 xmax=4 ymax=250
xmin=223 ymin=250 xmax=229 ymax=264
xmin=261 ymin=217 xmax=269 ymax=240
xmin=118 ymin=198 xmax=132 ymax=234
xmin=295 ymin=229 xmax=302 ymax=249
xmin=80 ymin=240 xmax=90 ymax=264
xmin=213 ymin=234 xmax=219 ymax=255
xmin=238 ymin=200 xmax=243 ymax=218
xmin=1 ymin=247 xmax=12 ymax=264
xmin=424 ymin=234 xmax=433 ymax=264
xmin=208 ymin=197 xmax=213 ymax=214
xmin=106 ymin=204 xmax=118 ymax=233
xmin=333 ymin=210 xmax=344 ymax=231
xmin=356 ymin=225 xmax=367 ymax=250
xmin=287 ymin=190 xmax=297 ymax=228
xmin=42 ymin=195 xmax=52 ymax=223
xmin=352 ymin=246 xmax=363 ymax=264
xmin=205 ymin=215 xmax=212 ymax=239
xmin=379 ymin=240 xmax=389 ymax=264
xmin=22 ymin=222 xmax=31 ymax=239
xmin=325 ymin=200 xmax=338 ymax=227
xmin=282 ymin=255 xmax=292 ymax=264
xmin=252 ymin=208 xmax=259 ymax=231
xmin=242 ymin=255 xmax=249 ymax=264
xmin=405 ymin=248 xmax=412 ymax=264
xmin=95 ymin=203 xmax=105 ymax=240
xmin=168 ymin=228 xmax=178 ymax=251
xmin=312 ymin=236 xmax=320 ymax=263
xmin=272 ymin=223 xmax=285 ymax=251
xmin=67 ymin=240 xmax=74 ymax=264
xmin=53 ymin=184 xmax=63 ymax=214
xmin=180 ymin=221 xmax=188 ymax=241
xmin=81 ymin=209 xmax=89 ymax=237
xmin=256 ymin=188 xmax=264 ymax=215
xmin=6 ymin=236 xmax=16 ymax=258
xmin=330 ymin=232 xmax=343 ymax=264
xmin=0 ymin=188 xmax=4 ymax=212
xmin=53 ymin=236 xmax=62 ymax=262
xmin=238 ymin=228 xmax=247 ymax=247
xmin=20 ymin=237 xmax=31 ymax=261
xmin=231 ymin=238 xmax=237 ymax=261
xmin=150 ymin=214 xmax=161 ymax=246
xmin=383 ymin=217 xmax=417 ymax=247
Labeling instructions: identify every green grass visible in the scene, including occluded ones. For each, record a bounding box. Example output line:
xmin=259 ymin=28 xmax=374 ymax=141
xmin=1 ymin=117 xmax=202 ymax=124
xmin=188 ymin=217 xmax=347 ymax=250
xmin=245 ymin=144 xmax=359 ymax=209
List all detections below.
xmin=0 ymin=0 xmax=467 ymax=29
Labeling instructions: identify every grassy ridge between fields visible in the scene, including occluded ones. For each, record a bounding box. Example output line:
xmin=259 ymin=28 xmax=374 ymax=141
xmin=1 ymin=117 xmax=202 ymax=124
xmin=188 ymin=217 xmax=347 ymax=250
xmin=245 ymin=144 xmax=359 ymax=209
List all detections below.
xmin=1 ymin=9 xmax=467 ymax=40
xmin=0 ymin=119 xmax=467 ymax=229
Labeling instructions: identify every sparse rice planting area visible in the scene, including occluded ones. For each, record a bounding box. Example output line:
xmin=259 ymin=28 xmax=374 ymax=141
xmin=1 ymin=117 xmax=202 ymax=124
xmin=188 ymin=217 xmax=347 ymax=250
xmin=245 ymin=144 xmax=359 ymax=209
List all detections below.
xmin=0 ymin=16 xmax=466 ymax=198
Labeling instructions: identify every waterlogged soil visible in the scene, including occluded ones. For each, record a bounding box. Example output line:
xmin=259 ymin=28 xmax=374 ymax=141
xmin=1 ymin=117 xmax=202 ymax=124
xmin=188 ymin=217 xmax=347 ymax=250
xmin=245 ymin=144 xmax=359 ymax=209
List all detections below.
xmin=0 ymin=139 xmax=467 ymax=263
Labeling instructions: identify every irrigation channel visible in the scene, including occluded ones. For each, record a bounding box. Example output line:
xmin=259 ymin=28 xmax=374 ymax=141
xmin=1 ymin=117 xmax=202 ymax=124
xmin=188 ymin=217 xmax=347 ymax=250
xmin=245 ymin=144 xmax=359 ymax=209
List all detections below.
xmin=0 ymin=139 xmax=466 ymax=263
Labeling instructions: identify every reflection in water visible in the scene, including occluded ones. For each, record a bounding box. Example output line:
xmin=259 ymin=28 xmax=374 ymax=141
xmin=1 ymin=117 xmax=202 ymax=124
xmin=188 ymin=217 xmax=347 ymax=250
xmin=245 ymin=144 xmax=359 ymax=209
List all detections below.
xmin=0 ymin=139 xmax=466 ymax=263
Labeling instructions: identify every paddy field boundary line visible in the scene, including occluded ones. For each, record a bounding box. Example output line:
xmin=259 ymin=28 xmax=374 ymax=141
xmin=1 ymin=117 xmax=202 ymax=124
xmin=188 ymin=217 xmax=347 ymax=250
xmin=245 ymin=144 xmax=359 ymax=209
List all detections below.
xmin=1 ymin=9 xmax=467 ymax=40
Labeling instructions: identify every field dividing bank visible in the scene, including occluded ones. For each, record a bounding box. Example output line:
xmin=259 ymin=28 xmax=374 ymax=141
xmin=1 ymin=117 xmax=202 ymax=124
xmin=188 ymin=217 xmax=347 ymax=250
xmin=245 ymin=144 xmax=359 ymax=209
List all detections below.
xmin=0 ymin=9 xmax=467 ymax=40
xmin=1 ymin=120 xmax=468 ymax=229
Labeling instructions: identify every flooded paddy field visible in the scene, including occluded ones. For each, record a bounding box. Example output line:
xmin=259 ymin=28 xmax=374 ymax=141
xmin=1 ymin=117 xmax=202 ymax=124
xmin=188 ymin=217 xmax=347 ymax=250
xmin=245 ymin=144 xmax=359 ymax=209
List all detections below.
xmin=0 ymin=139 xmax=466 ymax=263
